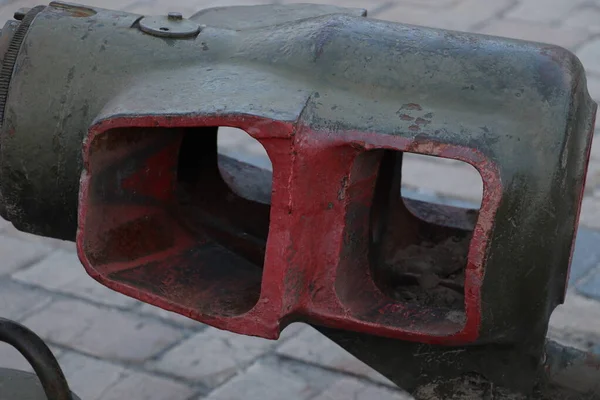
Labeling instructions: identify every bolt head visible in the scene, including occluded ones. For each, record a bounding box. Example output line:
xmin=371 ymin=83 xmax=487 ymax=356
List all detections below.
xmin=167 ymin=12 xmax=183 ymax=21
xmin=13 ymin=8 xmax=31 ymax=21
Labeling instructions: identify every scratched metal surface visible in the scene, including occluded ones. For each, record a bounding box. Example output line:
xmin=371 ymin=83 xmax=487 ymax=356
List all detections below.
xmin=0 ymin=3 xmax=596 ymax=396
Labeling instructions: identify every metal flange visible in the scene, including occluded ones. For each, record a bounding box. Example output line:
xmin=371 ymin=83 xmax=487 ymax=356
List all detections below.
xmin=0 ymin=6 xmax=45 ymax=127
xmin=138 ymin=13 xmax=201 ymax=39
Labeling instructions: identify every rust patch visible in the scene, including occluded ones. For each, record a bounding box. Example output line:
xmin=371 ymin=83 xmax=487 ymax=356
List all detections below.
xmin=384 ymin=236 xmax=469 ymax=310
xmin=89 ymin=128 xmax=149 ymax=154
xmin=398 ymin=114 xmax=415 ymax=121
xmin=49 ymin=2 xmax=97 ymax=17
xmin=338 ymin=176 xmax=349 ymax=200
xmin=406 ymin=139 xmax=448 ymax=154
xmin=415 ymin=117 xmax=431 ymax=126
xmin=400 ymin=103 xmax=423 ymax=111
xmin=409 ymin=125 xmax=420 ymax=132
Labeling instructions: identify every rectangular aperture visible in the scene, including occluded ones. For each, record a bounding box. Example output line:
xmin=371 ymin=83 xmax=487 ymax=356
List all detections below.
xmin=83 ymin=126 xmax=274 ymax=318
xmin=373 ymin=151 xmax=482 ymax=313
xmin=335 ymin=149 xmax=483 ymax=335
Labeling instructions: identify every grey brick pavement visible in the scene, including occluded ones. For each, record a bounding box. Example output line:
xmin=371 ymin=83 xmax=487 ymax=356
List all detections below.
xmin=2 ymin=0 xmax=600 ymax=398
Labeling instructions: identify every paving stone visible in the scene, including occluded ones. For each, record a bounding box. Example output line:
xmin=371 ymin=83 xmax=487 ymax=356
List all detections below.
xmin=380 ymin=0 xmax=514 ymax=31
xmin=151 ymin=328 xmax=275 ymax=387
xmin=13 ymin=250 xmax=138 ymax=308
xmin=312 ymin=377 xmax=412 ymax=400
xmin=1 ymin=224 xmax=76 ymax=251
xmin=590 ymin=132 xmax=600 ymax=159
xmin=151 ymin=324 xmax=303 ymax=387
xmin=584 ymin=163 xmax=600 ymax=196
xmin=0 ymin=0 xmax=45 ymax=22
xmin=588 ymin=81 xmax=600 ymax=118
xmin=0 ymin=235 xmax=51 ymax=276
xmin=59 ymin=352 xmax=125 ymax=400
xmin=277 ymin=326 xmax=395 ymax=386
xmin=0 ymin=280 xmax=53 ymax=321
xmin=0 ymin=217 xmax=10 ymax=232
xmin=505 ymin=0 xmax=586 ymax=24
xmin=98 ymin=371 xmax=195 ymax=400
xmin=477 ymin=18 xmax=589 ymax=49
xmin=567 ymin=228 xmax=600 ymax=285
xmin=22 ymin=299 xmax=185 ymax=363
xmin=550 ymin=292 xmax=600 ymax=341
xmin=204 ymin=362 xmax=316 ymax=400
xmin=218 ymin=127 xmax=273 ymax=171
xmin=578 ymin=38 xmax=600 ymax=76
xmin=579 ymin=197 xmax=600 ymax=229
xmin=563 ymin=6 xmax=600 ymax=33
xmin=403 ymin=188 xmax=479 ymax=209
xmin=401 ymin=153 xmax=483 ymax=205
xmin=137 ymin=303 xmax=205 ymax=328
xmin=264 ymin=354 xmax=347 ymax=392
xmin=576 ymin=266 xmax=600 ymax=300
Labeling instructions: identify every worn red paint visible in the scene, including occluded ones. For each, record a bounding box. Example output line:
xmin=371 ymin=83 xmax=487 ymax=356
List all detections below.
xmin=76 ymin=112 xmax=501 ymax=345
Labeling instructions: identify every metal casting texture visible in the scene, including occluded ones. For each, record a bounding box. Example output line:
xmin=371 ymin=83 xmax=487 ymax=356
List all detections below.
xmin=320 ymin=325 xmax=600 ymax=398
xmin=200 ymin=154 xmax=600 ymax=397
xmin=0 ymin=2 xmax=596 ymax=395
xmin=138 ymin=15 xmax=201 ymax=38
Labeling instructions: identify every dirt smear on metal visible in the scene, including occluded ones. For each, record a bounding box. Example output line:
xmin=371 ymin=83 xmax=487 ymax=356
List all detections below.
xmin=413 ymin=374 xmax=600 ymax=399
xmin=386 ymin=235 xmax=470 ymax=310
xmin=413 ymin=375 xmax=526 ymax=400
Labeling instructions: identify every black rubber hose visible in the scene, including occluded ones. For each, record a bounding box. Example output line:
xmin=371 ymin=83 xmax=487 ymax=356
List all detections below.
xmin=0 ymin=318 xmax=73 ymax=400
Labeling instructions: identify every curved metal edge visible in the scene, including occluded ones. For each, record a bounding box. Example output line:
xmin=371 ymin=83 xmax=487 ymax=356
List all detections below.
xmin=189 ymin=4 xmax=367 ymax=30
xmin=138 ymin=15 xmax=200 ymax=39
xmin=0 ymin=318 xmax=75 ymax=400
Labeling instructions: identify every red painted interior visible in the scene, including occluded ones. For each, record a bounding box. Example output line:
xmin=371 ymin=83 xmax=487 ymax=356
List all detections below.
xmin=76 ymin=113 xmax=501 ymax=345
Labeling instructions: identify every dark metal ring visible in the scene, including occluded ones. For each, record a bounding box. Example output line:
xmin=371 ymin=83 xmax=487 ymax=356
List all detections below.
xmin=0 ymin=318 xmax=74 ymax=400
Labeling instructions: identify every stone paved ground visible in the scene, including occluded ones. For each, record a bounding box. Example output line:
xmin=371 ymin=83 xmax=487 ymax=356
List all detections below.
xmin=2 ymin=0 xmax=600 ymax=398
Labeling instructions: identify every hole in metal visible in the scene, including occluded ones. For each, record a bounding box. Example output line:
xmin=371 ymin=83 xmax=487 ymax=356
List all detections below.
xmin=334 ymin=148 xmax=484 ymax=335
xmin=371 ymin=151 xmax=483 ymax=314
xmin=83 ymin=127 xmax=273 ymax=318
